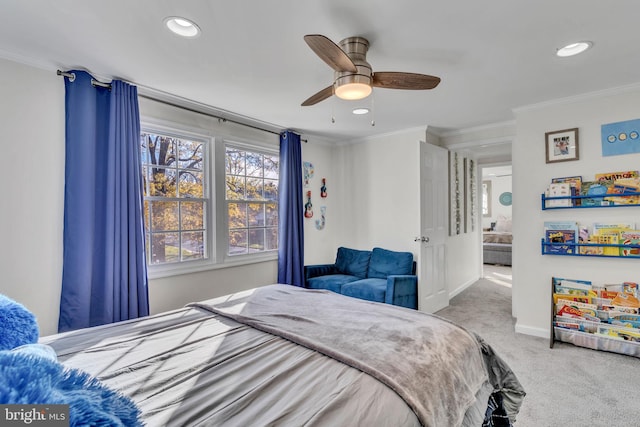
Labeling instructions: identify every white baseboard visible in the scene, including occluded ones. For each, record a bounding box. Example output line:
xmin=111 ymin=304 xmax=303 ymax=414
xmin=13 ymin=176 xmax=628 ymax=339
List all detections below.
xmin=515 ymin=322 xmax=549 ymax=339
xmin=449 ymin=277 xmax=478 ymax=299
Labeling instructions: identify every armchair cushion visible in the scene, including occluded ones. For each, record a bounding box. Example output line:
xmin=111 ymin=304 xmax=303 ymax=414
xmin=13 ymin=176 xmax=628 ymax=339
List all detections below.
xmin=367 ymin=247 xmax=414 ymax=279
xmin=341 ymin=278 xmax=387 ymax=303
xmin=335 ymin=247 xmax=371 ymax=279
xmin=307 ymin=274 xmax=360 ymax=293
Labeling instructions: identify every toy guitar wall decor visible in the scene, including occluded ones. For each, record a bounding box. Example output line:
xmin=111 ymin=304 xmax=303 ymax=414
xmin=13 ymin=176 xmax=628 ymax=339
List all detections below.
xmin=320 ymin=178 xmax=327 ymax=198
xmin=304 ymin=191 xmax=313 ymax=218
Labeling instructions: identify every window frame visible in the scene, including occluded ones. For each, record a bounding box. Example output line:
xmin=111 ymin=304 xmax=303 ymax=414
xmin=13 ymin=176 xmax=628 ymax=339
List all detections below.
xmin=141 ymin=120 xmax=215 ymax=278
xmin=141 ymin=119 xmax=278 ymax=279
xmin=218 ymin=138 xmax=280 ymax=265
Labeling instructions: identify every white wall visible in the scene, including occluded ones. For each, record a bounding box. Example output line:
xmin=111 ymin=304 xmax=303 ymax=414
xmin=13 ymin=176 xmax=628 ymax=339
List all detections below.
xmin=335 ymin=129 xmax=424 ymax=257
xmin=513 ymin=85 xmax=640 ymax=337
xmin=301 ymin=140 xmax=339 ymax=265
xmin=0 ymin=58 xmax=65 ymax=336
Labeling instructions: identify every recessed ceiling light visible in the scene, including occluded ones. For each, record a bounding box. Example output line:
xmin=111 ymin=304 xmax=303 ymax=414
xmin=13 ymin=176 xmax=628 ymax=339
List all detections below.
xmin=164 ymin=17 xmax=200 ymax=38
xmin=556 ymin=41 xmax=592 ymax=57
xmin=352 ymin=108 xmax=370 ymax=115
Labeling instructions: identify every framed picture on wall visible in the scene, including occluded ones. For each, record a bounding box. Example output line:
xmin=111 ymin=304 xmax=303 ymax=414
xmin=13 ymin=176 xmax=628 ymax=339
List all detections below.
xmin=545 ymin=128 xmax=579 ymax=163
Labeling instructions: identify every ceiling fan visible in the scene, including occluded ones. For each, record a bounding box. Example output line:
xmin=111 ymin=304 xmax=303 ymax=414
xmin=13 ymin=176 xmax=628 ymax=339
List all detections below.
xmin=301 ymin=34 xmax=441 ymax=106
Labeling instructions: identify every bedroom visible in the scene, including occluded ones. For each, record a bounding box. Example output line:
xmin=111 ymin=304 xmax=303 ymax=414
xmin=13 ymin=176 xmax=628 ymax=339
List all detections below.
xmin=2 ymin=1 xmax=640 ymax=425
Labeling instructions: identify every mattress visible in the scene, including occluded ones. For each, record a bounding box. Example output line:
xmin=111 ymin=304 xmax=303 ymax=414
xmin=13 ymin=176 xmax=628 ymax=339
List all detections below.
xmin=483 ymin=232 xmax=513 ymax=244
xmin=40 ymin=285 xmax=524 ymax=426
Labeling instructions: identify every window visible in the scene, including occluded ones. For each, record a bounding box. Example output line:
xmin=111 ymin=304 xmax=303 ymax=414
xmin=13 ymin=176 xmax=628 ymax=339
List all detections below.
xmin=139 ymin=123 xmax=279 ymax=274
xmin=482 ymin=180 xmax=491 ymax=217
xmin=225 ymin=145 xmax=279 ymax=256
xmin=140 ymin=130 xmax=208 ymax=265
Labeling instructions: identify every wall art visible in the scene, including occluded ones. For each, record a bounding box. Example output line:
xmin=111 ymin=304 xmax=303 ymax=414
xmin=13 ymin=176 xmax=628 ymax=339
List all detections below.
xmin=315 ymin=206 xmax=326 ymax=230
xmin=303 ymin=161 xmax=314 ymax=187
xmin=304 ymin=191 xmax=313 ymax=218
xmin=601 ymin=118 xmax=640 ymax=157
xmin=545 ymin=128 xmax=579 ymax=163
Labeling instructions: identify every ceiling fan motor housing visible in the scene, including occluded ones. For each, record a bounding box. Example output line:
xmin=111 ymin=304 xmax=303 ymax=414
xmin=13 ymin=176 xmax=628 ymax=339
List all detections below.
xmin=334 ymin=37 xmax=372 ymax=99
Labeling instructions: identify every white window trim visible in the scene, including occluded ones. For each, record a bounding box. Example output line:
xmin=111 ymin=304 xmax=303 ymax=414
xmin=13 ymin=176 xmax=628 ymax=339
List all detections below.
xmin=141 ymin=119 xmax=279 ymax=279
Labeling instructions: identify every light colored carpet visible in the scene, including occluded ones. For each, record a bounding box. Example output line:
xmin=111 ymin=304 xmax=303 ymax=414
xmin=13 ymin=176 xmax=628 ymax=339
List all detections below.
xmin=435 ymin=265 xmax=640 ymax=427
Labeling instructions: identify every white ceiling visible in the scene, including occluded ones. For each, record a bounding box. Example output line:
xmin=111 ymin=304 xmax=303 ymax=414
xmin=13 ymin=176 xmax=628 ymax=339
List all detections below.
xmin=2 ymin=1 xmax=639 ymax=148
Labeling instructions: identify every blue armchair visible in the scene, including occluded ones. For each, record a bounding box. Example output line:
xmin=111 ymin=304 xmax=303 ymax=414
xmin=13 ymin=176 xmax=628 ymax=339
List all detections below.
xmin=304 ymin=247 xmax=418 ymax=309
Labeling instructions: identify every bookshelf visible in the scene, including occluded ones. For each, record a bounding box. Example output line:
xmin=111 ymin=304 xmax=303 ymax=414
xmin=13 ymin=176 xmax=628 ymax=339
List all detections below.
xmin=541 ymin=191 xmax=640 ymax=210
xmin=541 ymin=190 xmax=640 ymax=258
xmin=550 ymin=278 xmax=640 ymax=358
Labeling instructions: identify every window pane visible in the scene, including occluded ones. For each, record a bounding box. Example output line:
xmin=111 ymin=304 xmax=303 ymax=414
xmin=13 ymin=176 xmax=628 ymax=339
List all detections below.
xmin=226 ymin=148 xmax=245 ymax=175
xmin=142 ymin=129 xmax=209 ymax=268
xmin=181 ymin=201 xmax=204 ymax=230
xmin=226 ymin=175 xmax=245 ymax=200
xmin=225 ymin=146 xmax=278 ymax=257
xmin=264 ymin=155 xmax=279 ymax=179
xmin=265 ymin=203 xmax=278 ymax=226
xmin=151 ymin=201 xmax=179 ymax=232
xmin=265 ymin=227 xmax=278 ymax=250
xmin=179 ymin=171 xmax=203 ymax=198
xmin=228 ymin=202 xmax=247 ymax=228
xmin=178 ymin=140 xmax=203 ymax=170
xmin=150 ymin=168 xmax=177 ymax=197
xmin=246 ymin=178 xmax=263 ymax=200
xmin=143 ymin=200 xmax=150 ymax=231
xmin=150 ymin=232 xmax=179 ymax=264
xmin=248 ymin=203 xmax=264 ymax=227
xmin=182 ymin=231 xmax=204 ymax=261
xmin=246 ymin=152 xmax=263 ymax=177
xmin=229 ymin=230 xmax=247 ymax=255
xmin=248 ymin=229 xmax=265 ymax=252
xmin=264 ymin=179 xmax=278 ymax=201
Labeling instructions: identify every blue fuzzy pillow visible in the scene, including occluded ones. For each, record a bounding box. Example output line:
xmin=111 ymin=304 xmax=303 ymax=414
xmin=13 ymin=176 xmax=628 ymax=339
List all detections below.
xmin=0 ymin=294 xmax=39 ymax=350
xmin=0 ymin=351 xmax=142 ymax=426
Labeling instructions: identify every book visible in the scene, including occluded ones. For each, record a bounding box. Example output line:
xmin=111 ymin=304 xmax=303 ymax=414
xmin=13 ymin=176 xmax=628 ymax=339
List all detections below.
xmin=545 ymin=229 xmax=576 ymax=254
xmin=595 ymin=170 xmax=639 ymax=182
xmin=580 ymin=180 xmax=611 ymax=207
xmin=619 ymin=231 xmax=640 ymax=257
xmin=605 ymin=177 xmax=640 ymax=205
xmin=544 ymin=221 xmax=579 ymax=233
xmin=592 ymin=222 xmax=634 ymax=235
xmin=552 ymin=176 xmax=582 ymax=206
xmin=553 ymin=294 xmax=594 ymax=305
xmin=545 ymin=182 xmax=572 ymax=207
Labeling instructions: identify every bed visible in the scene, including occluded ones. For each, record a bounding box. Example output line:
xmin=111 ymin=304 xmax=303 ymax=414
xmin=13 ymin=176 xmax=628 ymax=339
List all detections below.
xmin=483 ymin=216 xmax=513 ymax=266
xmin=20 ymin=285 xmax=524 ymax=426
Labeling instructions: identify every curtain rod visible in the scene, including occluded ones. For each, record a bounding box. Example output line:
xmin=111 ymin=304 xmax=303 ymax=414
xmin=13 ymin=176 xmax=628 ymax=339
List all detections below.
xmin=56 ymin=70 xmax=307 ymax=142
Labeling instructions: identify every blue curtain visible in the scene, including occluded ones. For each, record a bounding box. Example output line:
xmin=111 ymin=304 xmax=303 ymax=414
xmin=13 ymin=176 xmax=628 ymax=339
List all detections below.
xmin=59 ymin=70 xmax=149 ymax=332
xmin=277 ymin=131 xmax=305 ymax=286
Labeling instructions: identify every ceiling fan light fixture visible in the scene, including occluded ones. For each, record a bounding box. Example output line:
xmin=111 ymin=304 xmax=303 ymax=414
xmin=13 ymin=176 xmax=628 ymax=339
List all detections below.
xmin=556 ymin=41 xmax=592 ymax=57
xmin=164 ymin=17 xmax=201 ymax=38
xmin=334 ymin=82 xmax=372 ymax=100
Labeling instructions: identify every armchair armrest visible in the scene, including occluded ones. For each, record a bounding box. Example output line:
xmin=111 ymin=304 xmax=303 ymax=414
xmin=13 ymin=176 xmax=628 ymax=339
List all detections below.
xmin=385 ymin=275 xmax=418 ymax=309
xmin=304 ymin=264 xmax=339 ymax=286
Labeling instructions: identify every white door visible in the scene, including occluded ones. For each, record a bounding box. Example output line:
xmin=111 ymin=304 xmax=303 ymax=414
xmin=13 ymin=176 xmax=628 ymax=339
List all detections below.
xmin=418 ymin=142 xmax=449 ymax=313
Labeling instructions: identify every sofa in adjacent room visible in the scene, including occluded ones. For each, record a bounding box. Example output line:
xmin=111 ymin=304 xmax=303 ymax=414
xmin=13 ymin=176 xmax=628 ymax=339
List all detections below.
xmin=304 ymin=247 xmax=418 ymax=309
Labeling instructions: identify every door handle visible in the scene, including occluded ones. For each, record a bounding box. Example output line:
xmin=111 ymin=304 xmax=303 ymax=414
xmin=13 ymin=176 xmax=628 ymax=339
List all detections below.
xmin=414 ymin=236 xmax=430 ymax=243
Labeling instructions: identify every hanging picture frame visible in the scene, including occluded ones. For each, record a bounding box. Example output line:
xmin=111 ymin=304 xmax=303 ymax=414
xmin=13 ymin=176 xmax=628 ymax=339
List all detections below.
xmin=545 ymin=128 xmax=579 ymax=163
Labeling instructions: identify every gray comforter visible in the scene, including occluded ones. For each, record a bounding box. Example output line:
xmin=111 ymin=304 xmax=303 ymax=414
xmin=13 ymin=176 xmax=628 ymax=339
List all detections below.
xmin=193 ymin=285 xmax=508 ymax=427
xmin=42 ymin=285 xmax=524 ymax=426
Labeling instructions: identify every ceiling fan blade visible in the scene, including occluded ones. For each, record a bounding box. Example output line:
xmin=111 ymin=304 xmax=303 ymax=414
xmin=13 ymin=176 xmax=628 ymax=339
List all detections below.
xmin=372 ymin=72 xmax=441 ymax=90
xmin=301 ymin=85 xmax=334 ymax=106
xmin=304 ymin=34 xmax=357 ymax=73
